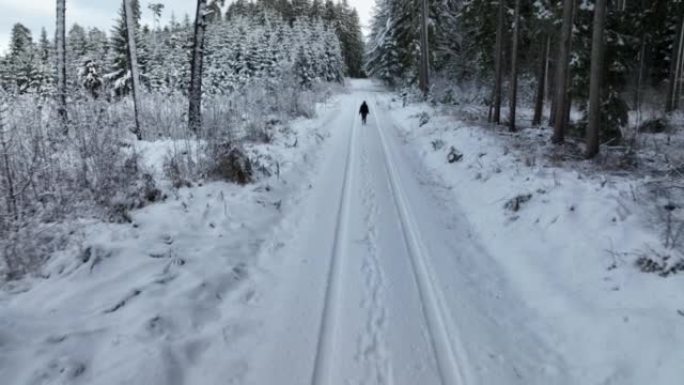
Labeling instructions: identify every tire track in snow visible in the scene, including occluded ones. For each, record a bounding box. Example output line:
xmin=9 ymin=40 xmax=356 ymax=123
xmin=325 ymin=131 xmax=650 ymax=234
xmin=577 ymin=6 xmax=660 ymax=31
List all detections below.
xmin=371 ymin=98 xmax=472 ymax=385
xmin=309 ymin=104 xmax=358 ymax=385
xmin=356 ymin=125 xmax=391 ymax=385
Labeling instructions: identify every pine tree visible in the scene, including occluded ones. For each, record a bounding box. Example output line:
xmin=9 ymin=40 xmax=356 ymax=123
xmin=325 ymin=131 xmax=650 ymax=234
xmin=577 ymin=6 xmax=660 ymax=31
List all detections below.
xmin=430 ymin=0 xmax=461 ymax=75
xmin=38 ymin=28 xmax=51 ymax=67
xmin=6 ymin=24 xmax=41 ymax=94
xmin=552 ymin=0 xmax=574 ymax=144
xmin=107 ymin=0 xmax=144 ymax=96
xmin=86 ymin=28 xmax=109 ymax=83
xmin=366 ymin=0 xmax=402 ymax=84
xmin=666 ymin=3 xmax=684 ymax=112
xmin=79 ymin=59 xmax=103 ymax=98
xmin=68 ymin=24 xmax=88 ymax=59
xmin=9 ymin=24 xmax=33 ymax=64
xmin=277 ymin=0 xmax=294 ymax=22
xmin=0 ymin=56 xmax=11 ymax=92
xmin=12 ymin=45 xmax=42 ymax=94
xmin=418 ymin=0 xmax=430 ymax=95
xmin=291 ymin=0 xmax=312 ymax=19
xmin=530 ymin=1 xmax=554 ymax=126
xmin=56 ymin=0 xmax=68 ymax=128
xmin=124 ymin=0 xmax=144 ymax=140
xmin=322 ymin=24 xmax=344 ymax=82
xmin=227 ymin=0 xmax=251 ymax=19
xmin=508 ymin=0 xmax=521 ymax=132
xmin=586 ymin=0 xmax=608 ymax=158
xmin=164 ymin=16 xmax=192 ymax=92
xmin=459 ymin=0 xmax=500 ymax=80
xmin=294 ymin=44 xmax=314 ymax=88
xmin=68 ymin=24 xmax=88 ymax=92
xmin=323 ymin=0 xmax=336 ymax=22
xmin=86 ymin=28 xmax=108 ymax=58
xmin=188 ymin=0 xmax=211 ymax=132
xmin=37 ymin=28 xmax=53 ymax=93
xmin=337 ymin=2 xmax=365 ymax=78
xmin=489 ymin=0 xmax=505 ymax=124
xmin=310 ymin=0 xmax=324 ymax=19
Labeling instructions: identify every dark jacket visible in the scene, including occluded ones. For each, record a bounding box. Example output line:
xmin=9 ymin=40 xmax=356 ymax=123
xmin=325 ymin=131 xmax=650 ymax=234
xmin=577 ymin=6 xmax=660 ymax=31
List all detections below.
xmin=359 ymin=103 xmax=370 ymax=116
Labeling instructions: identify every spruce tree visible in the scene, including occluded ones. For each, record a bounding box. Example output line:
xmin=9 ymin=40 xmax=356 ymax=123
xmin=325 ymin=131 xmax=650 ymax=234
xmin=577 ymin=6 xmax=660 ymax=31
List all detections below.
xmin=56 ymin=0 xmax=67 ymax=127
xmin=294 ymin=44 xmax=314 ymax=88
xmin=366 ymin=0 xmax=402 ymax=84
xmin=107 ymin=0 xmax=144 ymax=96
xmin=79 ymin=59 xmax=103 ymax=98
xmin=68 ymin=24 xmax=89 ymax=92
xmin=310 ymin=0 xmax=324 ymax=19
xmin=291 ymin=0 xmax=312 ymax=19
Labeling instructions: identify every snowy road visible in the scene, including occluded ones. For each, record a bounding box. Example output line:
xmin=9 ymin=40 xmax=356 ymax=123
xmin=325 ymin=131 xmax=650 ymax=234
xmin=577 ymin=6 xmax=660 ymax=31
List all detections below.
xmin=246 ymin=81 xmax=565 ymax=385
xmin=2 ymin=80 xmax=678 ymax=385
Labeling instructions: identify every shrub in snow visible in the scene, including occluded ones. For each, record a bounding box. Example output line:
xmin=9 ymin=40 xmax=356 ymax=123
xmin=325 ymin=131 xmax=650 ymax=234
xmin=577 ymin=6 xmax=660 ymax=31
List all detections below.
xmin=2 ymin=225 xmax=71 ymax=281
xmin=638 ymin=118 xmax=668 ymax=134
xmin=447 ymin=146 xmax=464 ymax=163
xmin=636 ymin=253 xmax=684 ymax=277
xmin=0 ymin=95 xmax=159 ymax=279
xmin=210 ymin=143 xmax=253 ymax=185
xmin=163 ymin=150 xmax=198 ymax=190
xmin=107 ymin=169 xmax=164 ymax=224
xmin=504 ymin=194 xmax=533 ymax=213
xmin=431 ymin=139 xmax=446 ymax=151
xmin=244 ymin=120 xmax=274 ymax=144
xmin=79 ymin=59 xmax=103 ymax=99
xmin=418 ymin=112 xmax=431 ymax=127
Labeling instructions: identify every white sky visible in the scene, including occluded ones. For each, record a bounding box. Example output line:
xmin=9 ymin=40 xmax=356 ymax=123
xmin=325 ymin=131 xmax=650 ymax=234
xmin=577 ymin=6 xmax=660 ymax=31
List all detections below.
xmin=0 ymin=0 xmax=374 ymax=55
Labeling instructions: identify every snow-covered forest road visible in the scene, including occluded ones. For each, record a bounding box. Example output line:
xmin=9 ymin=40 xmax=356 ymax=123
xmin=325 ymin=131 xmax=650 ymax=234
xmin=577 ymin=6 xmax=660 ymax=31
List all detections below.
xmin=4 ymin=80 xmax=679 ymax=385
xmin=244 ymin=80 xmax=565 ymax=385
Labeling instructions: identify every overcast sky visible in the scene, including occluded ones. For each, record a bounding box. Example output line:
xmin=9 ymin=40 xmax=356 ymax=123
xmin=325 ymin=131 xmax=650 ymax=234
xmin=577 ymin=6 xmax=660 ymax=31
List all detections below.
xmin=0 ymin=0 xmax=374 ymax=54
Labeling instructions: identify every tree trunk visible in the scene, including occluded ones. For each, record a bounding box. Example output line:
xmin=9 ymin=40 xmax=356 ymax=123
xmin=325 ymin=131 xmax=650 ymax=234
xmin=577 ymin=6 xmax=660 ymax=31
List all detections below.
xmin=188 ymin=0 xmax=209 ymax=133
xmin=508 ymin=0 xmax=520 ymax=132
xmin=533 ymin=35 xmax=550 ymax=126
xmin=586 ymin=0 xmax=607 ymax=159
xmin=633 ymin=38 xmax=645 ymax=136
xmin=666 ymin=13 xmax=684 ymax=112
xmin=552 ymin=0 xmax=574 ymax=144
xmin=492 ymin=0 xmax=505 ymax=124
xmin=56 ymin=0 xmax=67 ymax=133
xmin=0 ymin=107 xmax=17 ymax=221
xmin=418 ymin=0 xmax=430 ymax=98
xmin=124 ymin=0 xmax=143 ymax=140
xmin=676 ymin=28 xmax=684 ymax=111
xmin=548 ymin=53 xmax=557 ymax=126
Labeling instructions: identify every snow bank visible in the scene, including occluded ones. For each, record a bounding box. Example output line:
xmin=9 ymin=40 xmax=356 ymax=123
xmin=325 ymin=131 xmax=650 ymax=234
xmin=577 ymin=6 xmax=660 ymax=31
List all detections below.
xmin=380 ymin=95 xmax=684 ymax=384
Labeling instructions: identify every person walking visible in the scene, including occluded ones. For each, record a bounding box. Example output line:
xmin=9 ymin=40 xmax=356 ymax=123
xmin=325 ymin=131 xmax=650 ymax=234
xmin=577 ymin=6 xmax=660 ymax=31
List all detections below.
xmin=359 ymin=101 xmax=370 ymax=125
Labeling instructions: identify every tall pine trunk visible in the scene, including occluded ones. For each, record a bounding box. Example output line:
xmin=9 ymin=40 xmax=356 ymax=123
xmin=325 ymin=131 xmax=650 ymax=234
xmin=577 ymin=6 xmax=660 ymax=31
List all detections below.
xmin=188 ymin=0 xmax=209 ymax=133
xmin=633 ymin=38 xmax=646 ymax=134
xmin=676 ymin=22 xmax=684 ymax=111
xmin=552 ymin=0 xmax=574 ymax=144
xmin=666 ymin=13 xmax=684 ymax=112
xmin=124 ymin=0 xmax=143 ymax=140
xmin=491 ymin=0 xmax=505 ymax=124
xmin=548 ymin=53 xmax=557 ymax=126
xmin=586 ymin=0 xmax=607 ymax=159
xmin=533 ymin=35 xmax=550 ymax=126
xmin=418 ymin=0 xmax=430 ymax=98
xmin=56 ymin=0 xmax=67 ymax=133
xmin=508 ymin=0 xmax=521 ymax=132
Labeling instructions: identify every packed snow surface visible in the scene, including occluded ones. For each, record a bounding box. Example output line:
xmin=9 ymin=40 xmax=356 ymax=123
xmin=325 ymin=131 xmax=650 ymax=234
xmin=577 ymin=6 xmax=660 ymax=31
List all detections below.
xmin=1 ymin=80 xmax=682 ymax=385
